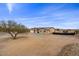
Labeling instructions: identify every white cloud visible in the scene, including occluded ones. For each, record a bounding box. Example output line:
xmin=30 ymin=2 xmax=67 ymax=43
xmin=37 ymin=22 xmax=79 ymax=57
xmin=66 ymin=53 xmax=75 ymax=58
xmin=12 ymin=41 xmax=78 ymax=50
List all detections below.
xmin=40 ymin=4 xmax=66 ymax=15
xmin=6 ymin=3 xmax=14 ymax=14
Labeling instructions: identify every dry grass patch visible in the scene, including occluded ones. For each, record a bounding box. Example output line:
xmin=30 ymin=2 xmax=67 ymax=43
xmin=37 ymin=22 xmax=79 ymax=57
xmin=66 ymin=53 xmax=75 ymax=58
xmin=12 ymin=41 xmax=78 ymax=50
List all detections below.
xmin=58 ymin=43 xmax=79 ymax=56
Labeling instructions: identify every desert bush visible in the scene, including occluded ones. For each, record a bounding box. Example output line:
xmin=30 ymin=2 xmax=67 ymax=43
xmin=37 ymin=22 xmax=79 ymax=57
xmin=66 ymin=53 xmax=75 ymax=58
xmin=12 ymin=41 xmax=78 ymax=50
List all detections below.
xmin=75 ymin=30 xmax=79 ymax=34
xmin=58 ymin=43 xmax=79 ymax=56
xmin=0 ymin=20 xmax=29 ymax=39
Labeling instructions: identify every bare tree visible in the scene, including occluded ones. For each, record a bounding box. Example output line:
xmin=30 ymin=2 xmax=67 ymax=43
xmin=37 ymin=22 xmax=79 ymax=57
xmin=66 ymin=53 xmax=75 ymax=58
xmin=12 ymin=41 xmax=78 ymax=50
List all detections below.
xmin=0 ymin=20 xmax=29 ymax=39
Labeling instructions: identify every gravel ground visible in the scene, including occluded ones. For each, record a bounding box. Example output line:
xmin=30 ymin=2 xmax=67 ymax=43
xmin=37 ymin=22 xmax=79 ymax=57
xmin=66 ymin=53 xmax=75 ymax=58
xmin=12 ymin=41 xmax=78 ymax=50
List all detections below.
xmin=0 ymin=33 xmax=79 ymax=56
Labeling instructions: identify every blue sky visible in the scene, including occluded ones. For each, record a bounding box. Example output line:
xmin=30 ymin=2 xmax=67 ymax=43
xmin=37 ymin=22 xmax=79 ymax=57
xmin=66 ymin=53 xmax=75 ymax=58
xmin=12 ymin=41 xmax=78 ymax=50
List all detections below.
xmin=0 ymin=3 xmax=79 ymax=29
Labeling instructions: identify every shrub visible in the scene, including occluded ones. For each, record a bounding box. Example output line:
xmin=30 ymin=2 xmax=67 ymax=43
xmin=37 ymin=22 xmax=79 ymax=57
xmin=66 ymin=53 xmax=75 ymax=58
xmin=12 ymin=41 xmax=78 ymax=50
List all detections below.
xmin=58 ymin=43 xmax=79 ymax=56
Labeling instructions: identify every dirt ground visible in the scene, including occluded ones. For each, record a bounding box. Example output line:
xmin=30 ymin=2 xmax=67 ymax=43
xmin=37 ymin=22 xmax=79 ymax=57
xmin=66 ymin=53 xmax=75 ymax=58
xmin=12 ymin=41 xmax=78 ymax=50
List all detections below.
xmin=0 ymin=33 xmax=79 ymax=56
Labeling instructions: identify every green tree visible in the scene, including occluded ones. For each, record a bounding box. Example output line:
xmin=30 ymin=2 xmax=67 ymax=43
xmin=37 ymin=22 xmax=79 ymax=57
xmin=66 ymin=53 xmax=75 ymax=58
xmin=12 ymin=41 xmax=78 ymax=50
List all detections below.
xmin=0 ymin=20 xmax=29 ymax=39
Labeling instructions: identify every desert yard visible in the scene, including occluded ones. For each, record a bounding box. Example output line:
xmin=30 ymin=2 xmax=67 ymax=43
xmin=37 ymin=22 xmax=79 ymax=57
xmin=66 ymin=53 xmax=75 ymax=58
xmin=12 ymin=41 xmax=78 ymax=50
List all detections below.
xmin=0 ymin=32 xmax=79 ymax=56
